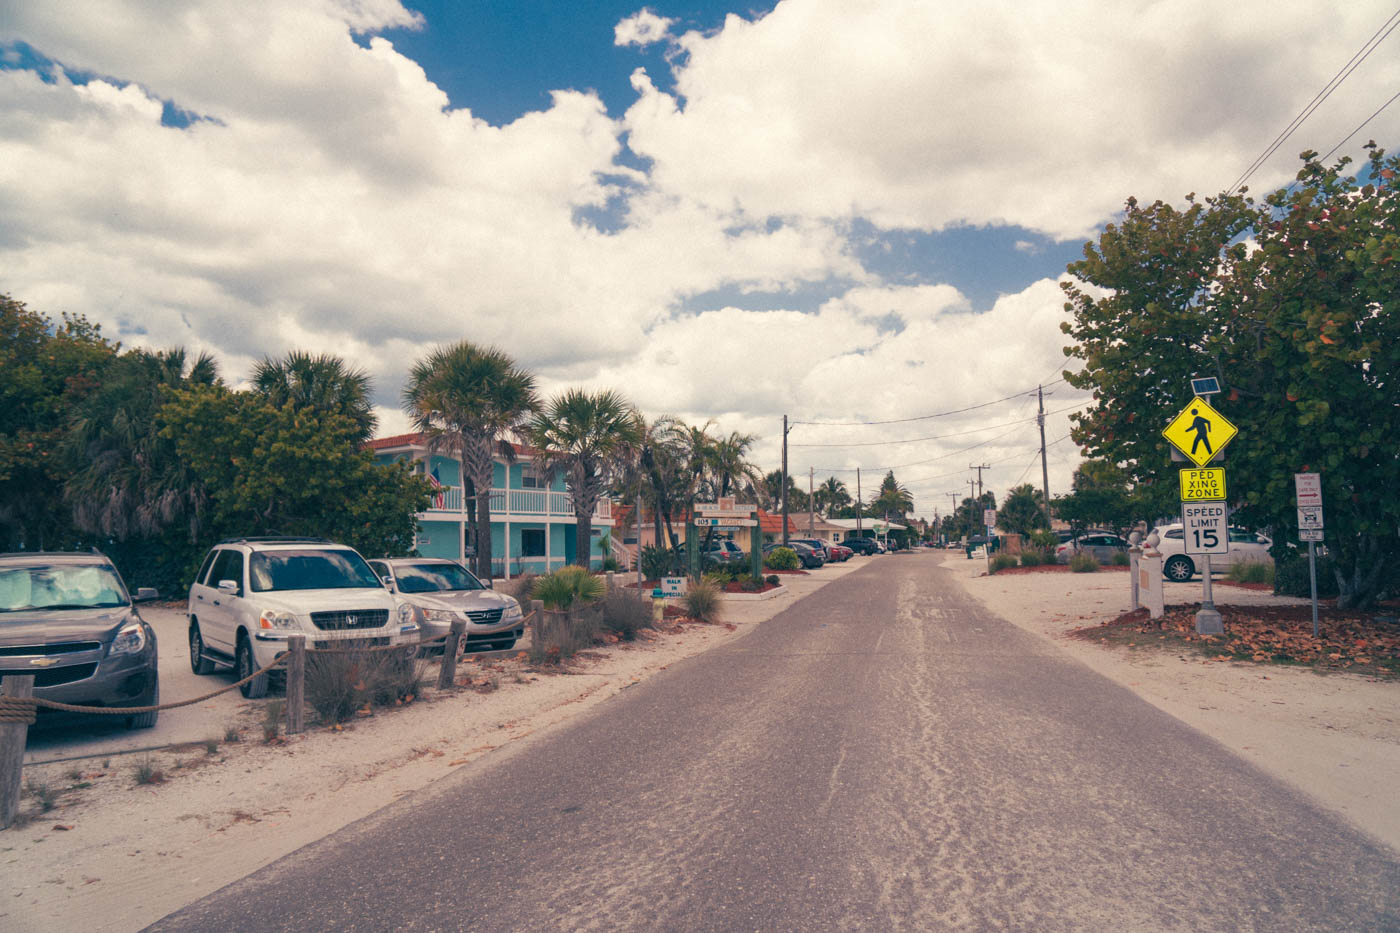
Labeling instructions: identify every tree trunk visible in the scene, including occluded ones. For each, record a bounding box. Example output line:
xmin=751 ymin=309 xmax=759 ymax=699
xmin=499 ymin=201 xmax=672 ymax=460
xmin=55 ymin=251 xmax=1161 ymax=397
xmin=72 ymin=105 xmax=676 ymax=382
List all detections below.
xmin=1335 ymin=535 xmax=1389 ymax=610
xmin=462 ymin=437 xmax=496 ymax=581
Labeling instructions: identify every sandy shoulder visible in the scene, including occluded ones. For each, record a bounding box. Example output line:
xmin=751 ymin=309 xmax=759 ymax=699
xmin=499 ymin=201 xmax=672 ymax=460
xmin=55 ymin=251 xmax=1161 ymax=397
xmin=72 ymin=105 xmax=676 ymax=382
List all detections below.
xmin=0 ymin=561 xmax=866 ymax=933
xmin=943 ymin=551 xmax=1400 ymax=854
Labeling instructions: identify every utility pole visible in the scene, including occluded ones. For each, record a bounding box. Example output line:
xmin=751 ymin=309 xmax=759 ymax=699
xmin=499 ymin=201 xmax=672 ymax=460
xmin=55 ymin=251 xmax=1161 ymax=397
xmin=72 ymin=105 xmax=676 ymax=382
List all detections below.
xmin=781 ymin=415 xmax=790 ymax=547
xmin=856 ymin=467 xmax=863 ymax=537
xmin=808 ymin=467 xmax=815 ymax=535
xmin=969 ymin=463 xmax=991 ymax=503
xmin=1037 ymin=384 xmax=1052 ymax=528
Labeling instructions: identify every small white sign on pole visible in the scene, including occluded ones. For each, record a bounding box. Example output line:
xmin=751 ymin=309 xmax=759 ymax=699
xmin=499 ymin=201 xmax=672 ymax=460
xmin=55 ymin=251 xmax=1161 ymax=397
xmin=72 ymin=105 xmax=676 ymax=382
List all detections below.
xmin=660 ymin=576 xmax=688 ymax=597
xmin=983 ymin=508 xmax=997 ymax=529
xmin=1294 ymin=473 xmax=1323 ymax=508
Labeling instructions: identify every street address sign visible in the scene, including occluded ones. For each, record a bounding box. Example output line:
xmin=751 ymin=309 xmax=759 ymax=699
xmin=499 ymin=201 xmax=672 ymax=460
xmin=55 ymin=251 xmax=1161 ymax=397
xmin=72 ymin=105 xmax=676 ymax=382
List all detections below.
xmin=694 ymin=517 xmax=757 ymax=527
xmin=1178 ymin=467 xmax=1227 ymax=502
xmin=1162 ymin=397 xmax=1238 ymax=467
xmin=1181 ymin=502 xmax=1229 ymax=555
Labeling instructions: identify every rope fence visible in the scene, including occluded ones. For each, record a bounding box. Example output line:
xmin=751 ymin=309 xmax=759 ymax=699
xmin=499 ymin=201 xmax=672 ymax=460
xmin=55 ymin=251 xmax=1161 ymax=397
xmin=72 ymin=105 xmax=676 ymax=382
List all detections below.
xmin=1 ymin=608 xmax=555 ymax=828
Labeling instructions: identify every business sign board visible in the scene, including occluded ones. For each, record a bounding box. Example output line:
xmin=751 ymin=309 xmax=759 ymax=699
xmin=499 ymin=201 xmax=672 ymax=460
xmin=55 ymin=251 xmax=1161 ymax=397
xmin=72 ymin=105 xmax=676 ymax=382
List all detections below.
xmin=1163 ymin=397 xmax=1238 ymax=467
xmin=1181 ymin=502 xmax=1229 ymax=556
xmin=696 ymin=500 xmax=756 ymax=513
xmin=694 ymin=517 xmax=757 ymax=527
xmin=1178 ymin=467 xmax=1227 ymax=502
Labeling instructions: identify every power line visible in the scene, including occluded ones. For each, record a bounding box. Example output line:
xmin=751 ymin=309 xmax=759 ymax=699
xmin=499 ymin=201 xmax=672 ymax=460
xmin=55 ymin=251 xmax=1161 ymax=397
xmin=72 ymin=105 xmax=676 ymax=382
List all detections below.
xmin=790 ymin=402 xmax=1083 ymax=448
xmin=791 ymin=378 xmax=1064 ymax=427
xmin=1320 ymin=87 xmax=1400 ymax=163
xmin=805 ymin=422 xmax=1033 ymax=474
xmin=1228 ymin=6 xmax=1400 ymax=194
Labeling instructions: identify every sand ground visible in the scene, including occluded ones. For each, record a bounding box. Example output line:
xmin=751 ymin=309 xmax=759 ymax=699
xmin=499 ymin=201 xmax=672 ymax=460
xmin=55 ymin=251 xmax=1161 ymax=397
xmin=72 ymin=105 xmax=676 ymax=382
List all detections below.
xmin=2 ymin=551 xmax=1394 ymax=932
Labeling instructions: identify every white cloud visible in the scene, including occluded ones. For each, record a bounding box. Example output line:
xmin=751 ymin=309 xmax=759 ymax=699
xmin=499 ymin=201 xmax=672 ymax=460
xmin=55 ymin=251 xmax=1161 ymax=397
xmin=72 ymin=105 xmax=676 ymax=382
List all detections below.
xmin=614 ymin=9 xmax=676 ymax=48
xmin=3 ymin=0 xmax=1395 ymax=514
xmin=625 ymin=0 xmax=1400 ymax=240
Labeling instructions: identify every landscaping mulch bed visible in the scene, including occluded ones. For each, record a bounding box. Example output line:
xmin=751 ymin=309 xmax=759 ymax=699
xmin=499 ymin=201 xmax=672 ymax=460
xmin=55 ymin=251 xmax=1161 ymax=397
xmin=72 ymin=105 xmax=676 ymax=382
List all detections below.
xmin=720 ymin=581 xmax=782 ymax=593
xmin=1072 ymin=603 xmax=1400 ymax=676
xmin=991 ymin=563 xmax=1130 ymax=575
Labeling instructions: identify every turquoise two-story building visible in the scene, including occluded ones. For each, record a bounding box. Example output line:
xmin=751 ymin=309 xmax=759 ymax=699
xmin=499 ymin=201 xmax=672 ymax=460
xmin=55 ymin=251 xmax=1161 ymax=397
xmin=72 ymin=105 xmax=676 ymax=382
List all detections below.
xmin=370 ymin=433 xmax=610 ymax=578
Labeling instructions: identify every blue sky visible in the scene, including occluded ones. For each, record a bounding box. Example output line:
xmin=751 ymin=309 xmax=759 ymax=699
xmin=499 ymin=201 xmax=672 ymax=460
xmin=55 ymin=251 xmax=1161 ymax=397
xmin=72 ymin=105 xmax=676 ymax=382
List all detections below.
xmin=2 ymin=1 xmax=1397 ymax=511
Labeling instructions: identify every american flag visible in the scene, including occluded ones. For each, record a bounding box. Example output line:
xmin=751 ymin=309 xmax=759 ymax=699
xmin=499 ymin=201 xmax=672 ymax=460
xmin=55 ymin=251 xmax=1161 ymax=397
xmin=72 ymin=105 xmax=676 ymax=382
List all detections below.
xmin=427 ymin=466 xmax=444 ymax=509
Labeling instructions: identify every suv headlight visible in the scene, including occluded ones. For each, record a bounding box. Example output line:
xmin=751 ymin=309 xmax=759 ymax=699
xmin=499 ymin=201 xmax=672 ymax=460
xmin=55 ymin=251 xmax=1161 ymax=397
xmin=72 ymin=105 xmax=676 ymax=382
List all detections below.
xmin=110 ymin=622 xmax=147 ymax=656
xmin=400 ymin=603 xmax=424 ymax=625
xmin=259 ymin=609 xmax=299 ymax=630
xmin=502 ymin=601 xmax=523 ymax=621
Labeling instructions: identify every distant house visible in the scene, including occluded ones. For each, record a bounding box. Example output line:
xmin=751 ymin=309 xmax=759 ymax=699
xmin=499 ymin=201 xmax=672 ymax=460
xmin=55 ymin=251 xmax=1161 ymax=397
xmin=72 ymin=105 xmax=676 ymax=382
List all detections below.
xmin=369 ymin=433 xmax=608 ymax=578
xmin=825 ymin=517 xmax=905 ymax=547
xmin=786 ymin=512 xmax=848 ymax=545
xmin=607 ymin=505 xmax=800 ymax=567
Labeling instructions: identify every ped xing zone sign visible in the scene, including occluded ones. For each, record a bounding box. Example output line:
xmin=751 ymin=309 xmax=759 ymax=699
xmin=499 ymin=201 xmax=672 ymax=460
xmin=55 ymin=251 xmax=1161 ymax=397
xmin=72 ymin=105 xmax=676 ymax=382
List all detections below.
xmin=1181 ymin=502 xmax=1229 ymax=555
xmin=1178 ymin=467 xmax=1227 ymax=501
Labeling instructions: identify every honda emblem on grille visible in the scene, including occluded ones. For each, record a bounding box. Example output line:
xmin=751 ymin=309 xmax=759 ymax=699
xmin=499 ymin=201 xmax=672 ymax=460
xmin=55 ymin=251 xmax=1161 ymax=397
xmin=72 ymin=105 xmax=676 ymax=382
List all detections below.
xmin=29 ymin=657 xmax=60 ymax=667
xmin=346 ymin=615 xmax=357 ymax=626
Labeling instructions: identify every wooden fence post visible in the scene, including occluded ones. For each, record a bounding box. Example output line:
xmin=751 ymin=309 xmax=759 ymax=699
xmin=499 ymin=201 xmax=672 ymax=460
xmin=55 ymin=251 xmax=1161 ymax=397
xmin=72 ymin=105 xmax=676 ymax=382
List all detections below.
xmin=530 ymin=599 xmax=544 ymax=647
xmin=285 ymin=635 xmax=305 ymax=735
xmin=437 ymin=619 xmax=467 ymax=689
xmin=1 ymin=675 xmax=35 ymax=830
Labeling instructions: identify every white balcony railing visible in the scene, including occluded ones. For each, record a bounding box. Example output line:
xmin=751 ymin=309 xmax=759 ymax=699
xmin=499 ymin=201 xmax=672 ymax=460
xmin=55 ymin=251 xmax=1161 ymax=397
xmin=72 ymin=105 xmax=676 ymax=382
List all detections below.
xmin=425 ymin=486 xmax=579 ymax=519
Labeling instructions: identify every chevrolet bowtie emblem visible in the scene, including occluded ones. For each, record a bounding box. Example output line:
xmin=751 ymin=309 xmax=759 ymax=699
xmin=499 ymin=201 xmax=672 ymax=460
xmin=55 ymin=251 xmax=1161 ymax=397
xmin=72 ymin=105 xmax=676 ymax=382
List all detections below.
xmin=29 ymin=657 xmax=61 ymax=667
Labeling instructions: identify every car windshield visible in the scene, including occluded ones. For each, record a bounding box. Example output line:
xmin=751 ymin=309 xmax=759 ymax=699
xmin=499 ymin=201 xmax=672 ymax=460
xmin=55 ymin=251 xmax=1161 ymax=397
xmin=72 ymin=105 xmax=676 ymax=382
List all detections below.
xmin=392 ymin=563 xmax=485 ymax=594
xmin=0 ymin=564 xmax=128 ymax=613
xmin=248 ymin=550 xmax=381 ymax=592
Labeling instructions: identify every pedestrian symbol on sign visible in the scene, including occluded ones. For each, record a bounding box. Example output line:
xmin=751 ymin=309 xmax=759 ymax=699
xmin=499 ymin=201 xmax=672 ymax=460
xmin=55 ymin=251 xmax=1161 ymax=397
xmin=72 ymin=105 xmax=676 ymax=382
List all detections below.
xmin=1188 ymin=408 xmax=1213 ymax=457
xmin=1162 ymin=396 xmax=1238 ymax=468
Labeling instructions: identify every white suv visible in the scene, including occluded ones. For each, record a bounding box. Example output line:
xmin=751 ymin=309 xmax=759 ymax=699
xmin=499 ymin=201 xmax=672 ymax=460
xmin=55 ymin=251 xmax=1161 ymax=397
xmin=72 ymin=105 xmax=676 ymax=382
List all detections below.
xmin=187 ymin=537 xmax=417 ymax=697
xmin=1149 ymin=523 xmax=1273 ymax=582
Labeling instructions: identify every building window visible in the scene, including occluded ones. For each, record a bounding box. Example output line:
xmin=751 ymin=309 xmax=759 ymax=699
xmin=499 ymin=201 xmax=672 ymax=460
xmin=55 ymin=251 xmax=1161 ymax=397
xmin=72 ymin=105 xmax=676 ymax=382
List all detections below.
xmin=521 ymin=529 xmax=546 ymax=557
xmin=520 ymin=466 xmax=540 ymax=489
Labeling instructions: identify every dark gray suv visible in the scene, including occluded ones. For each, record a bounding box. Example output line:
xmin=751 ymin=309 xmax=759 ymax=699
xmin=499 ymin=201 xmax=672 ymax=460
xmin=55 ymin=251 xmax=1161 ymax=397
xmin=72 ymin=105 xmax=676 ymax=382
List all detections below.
xmin=0 ymin=552 xmax=161 ymax=729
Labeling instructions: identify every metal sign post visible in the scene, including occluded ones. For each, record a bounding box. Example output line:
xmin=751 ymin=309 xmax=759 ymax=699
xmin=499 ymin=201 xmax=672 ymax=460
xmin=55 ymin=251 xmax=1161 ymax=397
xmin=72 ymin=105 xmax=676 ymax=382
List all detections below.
xmin=1295 ymin=473 xmax=1324 ymax=637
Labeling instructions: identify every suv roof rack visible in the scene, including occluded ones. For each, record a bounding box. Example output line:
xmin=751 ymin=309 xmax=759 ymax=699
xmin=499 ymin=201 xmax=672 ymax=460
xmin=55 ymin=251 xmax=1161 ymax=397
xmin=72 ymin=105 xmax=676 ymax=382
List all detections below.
xmin=216 ymin=536 xmax=336 ymax=545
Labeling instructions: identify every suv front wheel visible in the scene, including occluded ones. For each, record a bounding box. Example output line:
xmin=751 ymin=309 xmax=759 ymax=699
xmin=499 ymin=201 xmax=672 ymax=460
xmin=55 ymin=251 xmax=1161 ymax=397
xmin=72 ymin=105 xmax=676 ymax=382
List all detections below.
xmin=1163 ymin=555 xmax=1195 ymax=582
xmin=236 ymin=635 xmax=270 ymax=699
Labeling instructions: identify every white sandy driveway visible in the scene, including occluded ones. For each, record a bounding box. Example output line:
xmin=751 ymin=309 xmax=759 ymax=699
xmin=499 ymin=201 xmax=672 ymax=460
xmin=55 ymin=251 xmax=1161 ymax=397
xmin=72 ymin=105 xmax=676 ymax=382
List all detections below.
xmin=944 ymin=551 xmax=1400 ymax=855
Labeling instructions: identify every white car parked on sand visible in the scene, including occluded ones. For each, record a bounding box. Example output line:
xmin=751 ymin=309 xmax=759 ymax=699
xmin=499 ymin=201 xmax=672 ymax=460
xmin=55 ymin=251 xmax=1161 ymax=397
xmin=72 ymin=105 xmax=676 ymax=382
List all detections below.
xmin=1148 ymin=523 xmax=1273 ymax=582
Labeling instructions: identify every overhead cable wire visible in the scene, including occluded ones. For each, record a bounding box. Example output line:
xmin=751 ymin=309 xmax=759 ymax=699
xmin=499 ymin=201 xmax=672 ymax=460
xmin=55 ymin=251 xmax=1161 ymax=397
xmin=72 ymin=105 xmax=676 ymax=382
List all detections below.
xmin=1227 ymin=6 xmax=1400 ymax=194
xmin=789 ymin=402 xmax=1084 ymax=449
xmin=791 ymin=378 xmax=1064 ymax=427
xmin=805 ymin=422 xmax=1033 ymax=474
xmin=1319 ymin=87 xmax=1400 ymax=163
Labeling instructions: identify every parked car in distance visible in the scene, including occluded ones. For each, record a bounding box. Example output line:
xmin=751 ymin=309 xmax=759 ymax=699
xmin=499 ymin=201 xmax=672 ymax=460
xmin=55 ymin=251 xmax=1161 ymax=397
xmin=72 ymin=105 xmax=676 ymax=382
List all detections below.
xmin=187 ymin=537 xmax=418 ymax=698
xmin=789 ymin=538 xmax=833 ymax=562
xmin=702 ymin=539 xmax=747 ymax=566
xmin=1149 ymin=524 xmax=1274 ymax=582
xmin=369 ymin=558 xmax=525 ymax=652
xmin=842 ymin=537 xmax=880 ymax=556
xmin=0 ymin=551 xmax=161 ymax=729
xmin=1055 ymin=533 xmax=1130 ymax=564
xmin=763 ymin=541 xmax=825 ymax=569
xmin=826 ymin=542 xmax=853 ymax=561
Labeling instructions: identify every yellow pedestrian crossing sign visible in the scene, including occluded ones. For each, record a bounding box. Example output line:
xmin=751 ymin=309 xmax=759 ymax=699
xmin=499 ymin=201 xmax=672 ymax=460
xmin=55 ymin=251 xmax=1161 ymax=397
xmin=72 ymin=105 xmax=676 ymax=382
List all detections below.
xmin=1162 ymin=397 xmax=1237 ymax=467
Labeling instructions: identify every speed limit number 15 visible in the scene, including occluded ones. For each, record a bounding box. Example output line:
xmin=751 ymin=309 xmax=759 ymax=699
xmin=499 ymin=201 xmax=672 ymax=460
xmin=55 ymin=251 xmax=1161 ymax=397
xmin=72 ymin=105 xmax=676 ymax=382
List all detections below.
xmin=1181 ymin=502 xmax=1229 ymax=556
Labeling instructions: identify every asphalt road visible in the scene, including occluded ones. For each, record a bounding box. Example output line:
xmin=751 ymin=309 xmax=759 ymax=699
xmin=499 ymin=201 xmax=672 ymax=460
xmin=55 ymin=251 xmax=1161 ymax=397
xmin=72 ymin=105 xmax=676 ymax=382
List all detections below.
xmin=148 ymin=554 xmax=1400 ymax=931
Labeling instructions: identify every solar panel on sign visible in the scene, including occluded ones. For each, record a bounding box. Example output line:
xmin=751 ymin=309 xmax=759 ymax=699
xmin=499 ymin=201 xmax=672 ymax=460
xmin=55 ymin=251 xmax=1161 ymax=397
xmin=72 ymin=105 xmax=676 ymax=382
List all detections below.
xmin=1190 ymin=376 xmax=1221 ymax=396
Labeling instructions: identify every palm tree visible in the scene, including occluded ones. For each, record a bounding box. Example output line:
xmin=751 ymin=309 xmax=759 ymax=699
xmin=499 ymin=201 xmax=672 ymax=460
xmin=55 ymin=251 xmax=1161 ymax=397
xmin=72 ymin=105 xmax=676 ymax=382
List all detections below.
xmin=814 ymin=476 xmax=851 ymax=516
xmin=252 ymin=351 xmax=377 ymax=446
xmin=526 ymin=389 xmax=643 ymax=567
xmin=872 ymin=470 xmax=914 ymax=520
xmin=635 ymin=415 xmax=691 ymax=551
xmin=65 ymin=347 xmax=220 ymax=542
xmin=707 ymin=431 xmax=761 ymax=501
xmin=402 ymin=343 xmax=538 ymax=579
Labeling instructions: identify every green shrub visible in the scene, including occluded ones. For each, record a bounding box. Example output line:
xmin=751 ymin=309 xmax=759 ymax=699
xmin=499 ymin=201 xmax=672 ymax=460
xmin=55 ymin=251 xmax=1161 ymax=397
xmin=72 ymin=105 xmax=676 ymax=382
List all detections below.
xmin=764 ymin=547 xmax=800 ymax=571
xmin=1018 ymin=549 xmax=1043 ymax=567
xmin=1029 ymin=530 xmax=1058 ymax=550
xmin=1110 ymin=551 xmax=1131 ymax=566
xmin=599 ymin=587 xmax=653 ymax=641
xmin=765 ymin=574 xmax=780 ymax=587
xmin=1069 ymin=553 xmax=1099 ymax=573
xmin=528 ymin=604 xmax=601 ymax=664
xmin=601 ymin=556 xmax=621 ymax=572
xmin=1274 ymin=556 xmax=1339 ymax=598
xmin=1225 ymin=560 xmax=1274 ymax=585
xmin=531 ymin=565 xmax=606 ymax=610
xmin=990 ymin=553 xmax=1018 ymax=573
xmin=640 ymin=544 xmax=675 ymax=580
xmin=683 ymin=579 xmax=722 ymax=621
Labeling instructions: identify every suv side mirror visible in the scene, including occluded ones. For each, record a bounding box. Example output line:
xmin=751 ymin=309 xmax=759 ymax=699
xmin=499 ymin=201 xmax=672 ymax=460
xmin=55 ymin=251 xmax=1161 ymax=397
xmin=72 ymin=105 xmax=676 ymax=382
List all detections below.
xmin=217 ymin=579 xmax=238 ymax=594
xmin=380 ymin=575 xmax=394 ymax=590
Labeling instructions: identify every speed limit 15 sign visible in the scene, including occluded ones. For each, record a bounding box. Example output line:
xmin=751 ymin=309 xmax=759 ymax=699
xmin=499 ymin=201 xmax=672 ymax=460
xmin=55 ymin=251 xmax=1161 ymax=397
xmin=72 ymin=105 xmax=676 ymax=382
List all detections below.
xmin=1181 ymin=502 xmax=1229 ymax=555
